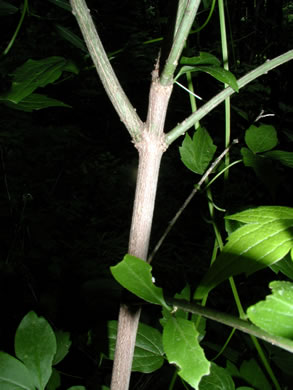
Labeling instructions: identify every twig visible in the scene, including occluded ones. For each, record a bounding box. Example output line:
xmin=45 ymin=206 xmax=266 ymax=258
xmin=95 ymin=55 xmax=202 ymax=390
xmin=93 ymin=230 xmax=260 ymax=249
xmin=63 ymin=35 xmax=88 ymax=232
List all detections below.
xmin=148 ymin=139 xmax=238 ymax=263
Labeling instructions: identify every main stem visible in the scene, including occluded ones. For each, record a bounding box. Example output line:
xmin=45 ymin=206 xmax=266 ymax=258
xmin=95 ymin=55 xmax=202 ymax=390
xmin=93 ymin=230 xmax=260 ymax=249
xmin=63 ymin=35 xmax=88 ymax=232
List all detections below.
xmin=110 ymin=68 xmax=172 ymax=390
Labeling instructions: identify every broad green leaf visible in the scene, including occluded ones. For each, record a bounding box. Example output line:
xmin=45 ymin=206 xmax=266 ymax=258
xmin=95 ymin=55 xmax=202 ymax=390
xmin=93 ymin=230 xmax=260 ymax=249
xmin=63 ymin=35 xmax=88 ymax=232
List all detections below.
xmin=46 ymin=368 xmax=60 ymax=390
xmin=245 ymin=124 xmax=278 ymax=153
xmin=2 ymin=93 xmax=71 ymax=112
xmin=264 ymin=150 xmax=293 ymax=168
xmin=0 ymin=0 xmax=18 ymax=15
xmin=14 ymin=311 xmax=57 ymax=390
xmin=47 ymin=0 xmax=72 ymax=11
xmin=270 ymin=253 xmax=293 ymax=281
xmin=0 ymin=352 xmax=34 ymax=390
xmin=55 ymin=24 xmax=88 ymax=52
xmin=2 ymin=57 xmax=78 ymax=103
xmin=265 ymin=344 xmax=293 ymax=376
xmin=52 ymin=331 xmax=71 ymax=365
xmin=247 ymin=281 xmax=293 ymax=339
xmin=67 ymin=387 xmax=86 ymax=390
xmin=241 ymin=147 xmax=279 ymax=197
xmin=226 ymin=206 xmax=293 ymax=224
xmin=180 ymin=52 xmax=221 ymax=66
xmin=239 ymin=359 xmax=272 ymax=390
xmin=199 ymin=363 xmax=234 ymax=390
xmin=110 ymin=254 xmax=170 ymax=309
xmin=175 ymin=65 xmax=238 ymax=92
xmin=226 ymin=358 xmax=271 ymax=390
xmin=163 ymin=317 xmax=210 ymax=389
xmin=194 ymin=206 xmax=293 ymax=299
xmin=179 ymin=127 xmax=217 ymax=174
xmin=107 ymin=321 xmax=164 ymax=373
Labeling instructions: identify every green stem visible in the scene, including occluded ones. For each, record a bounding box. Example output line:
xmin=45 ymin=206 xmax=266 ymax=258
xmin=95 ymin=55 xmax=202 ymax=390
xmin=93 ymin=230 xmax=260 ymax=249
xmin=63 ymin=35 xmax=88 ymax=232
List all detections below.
xmin=160 ymin=0 xmax=202 ymax=85
xmin=70 ymin=0 xmax=143 ymax=142
xmin=165 ymin=50 xmax=293 ymax=145
xmin=167 ymin=298 xmax=293 ymax=354
xmin=2 ymin=0 xmax=28 ymax=56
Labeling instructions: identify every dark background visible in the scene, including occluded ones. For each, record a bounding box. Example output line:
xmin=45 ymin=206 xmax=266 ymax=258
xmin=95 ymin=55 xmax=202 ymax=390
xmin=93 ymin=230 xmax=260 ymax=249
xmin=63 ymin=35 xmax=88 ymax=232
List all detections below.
xmin=0 ymin=0 xmax=292 ymax=388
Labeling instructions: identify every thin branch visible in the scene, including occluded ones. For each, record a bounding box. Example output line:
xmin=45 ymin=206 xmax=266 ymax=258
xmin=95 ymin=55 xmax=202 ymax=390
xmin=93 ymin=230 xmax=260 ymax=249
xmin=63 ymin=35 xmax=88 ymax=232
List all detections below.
xmin=165 ymin=50 xmax=293 ymax=145
xmin=148 ymin=139 xmax=238 ymax=263
xmin=70 ymin=0 xmax=143 ymax=141
xmin=167 ymin=298 xmax=293 ymax=354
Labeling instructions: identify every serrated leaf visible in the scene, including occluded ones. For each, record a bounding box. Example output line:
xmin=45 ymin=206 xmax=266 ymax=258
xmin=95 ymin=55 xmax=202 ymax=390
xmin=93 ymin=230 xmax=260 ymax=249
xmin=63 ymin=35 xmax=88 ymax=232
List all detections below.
xmin=264 ymin=150 xmax=293 ymax=168
xmin=175 ymin=65 xmax=238 ymax=92
xmin=194 ymin=207 xmax=293 ymax=299
xmin=14 ymin=311 xmax=56 ymax=390
xmin=245 ymin=124 xmax=278 ymax=153
xmin=110 ymin=254 xmax=170 ymax=310
xmin=199 ymin=363 xmax=235 ymax=390
xmin=179 ymin=127 xmax=217 ymax=174
xmin=180 ymin=52 xmax=221 ymax=66
xmin=247 ymin=281 xmax=293 ymax=339
xmin=2 ymin=57 xmax=76 ymax=103
xmin=2 ymin=93 xmax=71 ymax=112
xmin=52 ymin=331 xmax=71 ymax=365
xmin=107 ymin=321 xmax=164 ymax=373
xmin=0 ymin=352 xmax=34 ymax=390
xmin=163 ymin=317 xmax=210 ymax=389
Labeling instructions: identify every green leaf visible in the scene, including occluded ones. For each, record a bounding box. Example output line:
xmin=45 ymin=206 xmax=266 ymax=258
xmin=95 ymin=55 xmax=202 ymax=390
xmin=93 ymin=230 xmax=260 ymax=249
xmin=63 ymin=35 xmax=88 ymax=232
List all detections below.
xmin=107 ymin=321 xmax=164 ymax=373
xmin=110 ymin=254 xmax=170 ymax=310
xmin=163 ymin=317 xmax=210 ymax=389
xmin=179 ymin=127 xmax=217 ymax=174
xmin=245 ymin=124 xmax=278 ymax=153
xmin=14 ymin=311 xmax=57 ymax=390
xmin=199 ymin=363 xmax=234 ymax=390
xmin=175 ymin=65 xmax=238 ymax=92
xmin=0 ymin=352 xmax=35 ymax=390
xmin=0 ymin=0 xmax=18 ymax=15
xmin=226 ymin=358 xmax=272 ymax=390
xmin=46 ymin=368 xmax=60 ymax=390
xmin=270 ymin=254 xmax=293 ymax=281
xmin=67 ymin=387 xmax=86 ymax=390
xmin=180 ymin=52 xmax=221 ymax=66
xmin=52 ymin=331 xmax=71 ymax=365
xmin=239 ymin=359 xmax=272 ymax=390
xmin=55 ymin=24 xmax=88 ymax=52
xmin=46 ymin=0 xmax=72 ymax=11
xmin=241 ymin=147 xmax=279 ymax=197
xmin=263 ymin=150 xmax=293 ymax=168
xmin=2 ymin=57 xmax=77 ymax=103
xmin=194 ymin=206 xmax=293 ymax=299
xmin=247 ymin=281 xmax=293 ymax=339
xmin=2 ymin=93 xmax=71 ymax=112
xmin=226 ymin=206 xmax=293 ymax=223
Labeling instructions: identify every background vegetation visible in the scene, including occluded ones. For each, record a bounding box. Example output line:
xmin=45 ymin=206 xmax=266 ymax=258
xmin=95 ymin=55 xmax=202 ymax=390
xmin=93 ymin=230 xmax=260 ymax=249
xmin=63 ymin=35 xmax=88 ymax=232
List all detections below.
xmin=0 ymin=0 xmax=292 ymax=389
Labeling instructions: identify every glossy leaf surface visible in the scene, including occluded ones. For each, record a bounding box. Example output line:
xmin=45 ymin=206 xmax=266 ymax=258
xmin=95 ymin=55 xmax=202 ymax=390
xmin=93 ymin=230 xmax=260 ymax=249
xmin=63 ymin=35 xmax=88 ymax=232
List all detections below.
xmin=163 ymin=317 xmax=210 ymax=389
xmin=247 ymin=281 xmax=293 ymax=339
xmin=195 ymin=207 xmax=293 ymax=299
xmin=110 ymin=254 xmax=169 ymax=309
xmin=14 ymin=311 xmax=56 ymax=390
